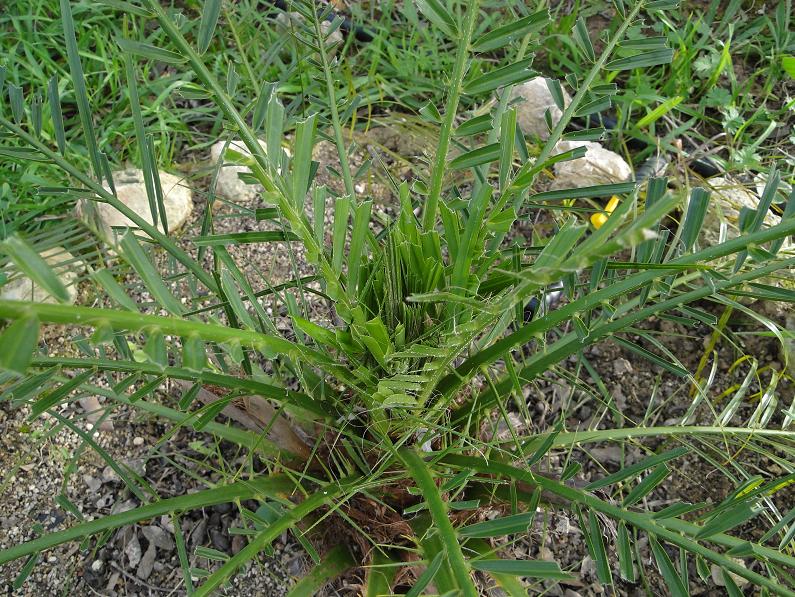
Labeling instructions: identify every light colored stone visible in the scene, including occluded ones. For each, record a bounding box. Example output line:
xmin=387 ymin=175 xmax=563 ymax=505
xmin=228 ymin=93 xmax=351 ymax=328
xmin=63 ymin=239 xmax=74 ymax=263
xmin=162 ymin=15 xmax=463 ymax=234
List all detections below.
xmin=711 ymin=559 xmax=750 ymax=588
xmin=550 ymin=140 xmax=632 ymax=190
xmin=137 ymin=543 xmax=156 ymax=580
xmin=209 ymin=139 xmax=269 ymax=203
xmin=80 ymin=168 xmax=193 ymax=241
xmin=142 ymin=524 xmax=175 ymax=551
xmin=79 ymin=396 xmax=113 ymax=431
xmin=700 ymin=175 xmax=786 ymax=247
xmin=0 ymin=246 xmax=79 ymax=304
xmin=124 ymin=532 xmax=142 ymax=568
xmin=320 ymin=20 xmax=344 ymax=48
xmin=274 ymin=12 xmax=343 ymax=49
xmin=510 ymin=77 xmax=571 ymax=140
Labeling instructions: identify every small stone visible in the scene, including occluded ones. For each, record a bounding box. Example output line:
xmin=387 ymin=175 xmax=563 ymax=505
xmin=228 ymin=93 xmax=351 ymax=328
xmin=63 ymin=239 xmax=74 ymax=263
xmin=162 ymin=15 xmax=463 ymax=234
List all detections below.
xmin=551 ymin=140 xmax=632 ymax=190
xmin=538 ymin=546 xmax=554 ymax=561
xmin=102 ymin=466 xmax=120 ymax=484
xmin=700 ymin=176 xmax=788 ymax=249
xmin=210 ymin=528 xmax=230 ymax=552
xmin=159 ymin=515 xmax=175 ymax=533
xmin=123 ymin=458 xmax=146 ymax=476
xmin=137 ymin=543 xmax=156 ymax=580
xmin=78 ymin=396 xmax=113 ymax=431
xmin=142 ymin=525 xmax=174 ymax=551
xmin=124 ymin=532 xmax=142 ymax=568
xmin=0 ymin=247 xmax=79 ymax=305
xmin=213 ymin=502 xmax=232 ymax=515
xmin=274 ymin=12 xmax=342 ymax=50
xmin=287 ymin=555 xmax=305 ymax=577
xmin=83 ymin=474 xmax=102 ymax=493
xmin=209 ymin=139 xmax=269 ymax=203
xmin=712 ymin=559 xmax=750 ymax=588
xmin=510 ymin=77 xmax=571 ymax=140
xmin=132 ymin=436 xmax=144 ymax=446
xmin=613 ymin=357 xmax=633 ymax=375
xmin=320 ymin=19 xmax=344 ymax=49
xmin=190 ymin=519 xmax=208 ymax=549
xmin=231 ymin=534 xmax=246 ymax=555
xmin=78 ymin=168 xmax=193 ymax=242
xmin=91 ymin=559 xmax=104 ymax=572
xmin=111 ymin=499 xmax=137 ymax=515
xmin=589 ymin=446 xmax=622 ymax=464
xmin=494 ymin=412 xmax=525 ymax=441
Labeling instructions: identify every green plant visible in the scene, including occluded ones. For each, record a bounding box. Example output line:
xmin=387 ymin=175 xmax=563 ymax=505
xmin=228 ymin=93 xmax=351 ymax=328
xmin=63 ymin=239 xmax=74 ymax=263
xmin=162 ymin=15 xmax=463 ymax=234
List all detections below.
xmin=1 ymin=1 xmax=795 ymax=595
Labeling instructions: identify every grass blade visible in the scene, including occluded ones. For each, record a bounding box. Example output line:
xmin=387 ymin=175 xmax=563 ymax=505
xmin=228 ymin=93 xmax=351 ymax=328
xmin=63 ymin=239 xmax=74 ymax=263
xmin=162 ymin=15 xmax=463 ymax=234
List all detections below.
xmin=459 ymin=512 xmax=534 ymax=538
xmin=59 ymin=0 xmax=102 ymax=179
xmin=119 ymin=231 xmax=183 ymax=315
xmin=469 ymin=559 xmax=572 ymax=579
xmin=399 ymin=449 xmax=478 ymax=597
xmin=0 ymin=477 xmax=293 ymax=565
xmin=287 ymin=545 xmax=355 ymax=597
xmin=405 ymin=551 xmax=446 ymax=597
xmin=649 ymin=536 xmax=689 ymax=597
xmin=0 ymin=316 xmax=40 ymax=374
xmin=0 ymin=235 xmax=70 ymax=302
xmin=197 ymin=0 xmax=222 ymax=54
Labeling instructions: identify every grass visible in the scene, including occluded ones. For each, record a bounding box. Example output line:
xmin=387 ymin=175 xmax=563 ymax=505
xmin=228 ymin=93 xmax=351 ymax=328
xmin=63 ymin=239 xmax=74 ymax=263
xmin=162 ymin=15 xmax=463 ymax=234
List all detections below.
xmin=0 ymin=0 xmax=794 ymax=595
xmin=3 ymin=0 xmax=790 ymax=239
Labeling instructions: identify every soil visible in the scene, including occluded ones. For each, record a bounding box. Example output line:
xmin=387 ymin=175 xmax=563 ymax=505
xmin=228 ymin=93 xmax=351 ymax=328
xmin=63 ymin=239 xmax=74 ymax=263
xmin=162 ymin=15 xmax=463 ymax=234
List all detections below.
xmin=2 ymin=120 xmax=793 ymax=596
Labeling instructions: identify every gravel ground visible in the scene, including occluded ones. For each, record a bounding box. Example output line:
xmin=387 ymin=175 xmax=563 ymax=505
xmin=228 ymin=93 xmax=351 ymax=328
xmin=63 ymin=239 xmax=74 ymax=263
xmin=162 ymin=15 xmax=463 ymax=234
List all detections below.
xmin=1 ymin=124 xmax=793 ymax=595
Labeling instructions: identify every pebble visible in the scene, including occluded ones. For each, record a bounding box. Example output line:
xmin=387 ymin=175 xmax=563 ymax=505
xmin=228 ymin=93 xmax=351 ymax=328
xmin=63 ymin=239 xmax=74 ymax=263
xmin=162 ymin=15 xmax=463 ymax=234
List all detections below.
xmin=209 ymin=138 xmax=269 ymax=203
xmin=142 ymin=524 xmax=175 ymax=551
xmin=83 ymin=474 xmax=102 ymax=493
xmin=102 ymin=466 xmax=120 ymax=484
xmin=551 ymin=140 xmax=632 ymax=190
xmin=91 ymin=559 xmax=104 ymax=572
xmin=124 ymin=533 xmax=142 ymax=568
xmin=78 ymin=168 xmax=194 ymax=242
xmin=132 ymin=436 xmax=144 ymax=446
xmin=0 ymin=246 xmax=80 ymax=305
xmin=613 ymin=357 xmax=633 ymax=375
xmin=210 ymin=528 xmax=230 ymax=552
xmin=137 ymin=543 xmax=157 ymax=580
xmin=510 ymin=77 xmax=571 ymax=140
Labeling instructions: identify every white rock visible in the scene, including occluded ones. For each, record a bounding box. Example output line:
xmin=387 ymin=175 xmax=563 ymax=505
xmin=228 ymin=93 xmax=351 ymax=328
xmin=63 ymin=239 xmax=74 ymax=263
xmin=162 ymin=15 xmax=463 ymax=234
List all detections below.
xmin=142 ymin=524 xmax=175 ymax=551
xmin=700 ymin=175 xmax=785 ymax=247
xmin=0 ymin=246 xmax=79 ymax=304
xmin=124 ymin=533 xmax=142 ymax=568
xmin=550 ymin=140 xmax=632 ymax=190
xmin=712 ymin=560 xmax=750 ymax=588
xmin=132 ymin=436 xmax=144 ymax=446
xmin=510 ymin=77 xmax=571 ymax=140
xmin=320 ymin=20 xmax=344 ymax=48
xmin=79 ymin=168 xmax=193 ymax=241
xmin=274 ymin=12 xmax=343 ymax=49
xmin=209 ymin=139 xmax=269 ymax=203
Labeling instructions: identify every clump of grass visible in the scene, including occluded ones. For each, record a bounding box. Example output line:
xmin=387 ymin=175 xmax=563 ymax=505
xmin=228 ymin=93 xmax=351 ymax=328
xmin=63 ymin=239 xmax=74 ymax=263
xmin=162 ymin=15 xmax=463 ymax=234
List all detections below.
xmin=1 ymin=0 xmax=794 ymax=595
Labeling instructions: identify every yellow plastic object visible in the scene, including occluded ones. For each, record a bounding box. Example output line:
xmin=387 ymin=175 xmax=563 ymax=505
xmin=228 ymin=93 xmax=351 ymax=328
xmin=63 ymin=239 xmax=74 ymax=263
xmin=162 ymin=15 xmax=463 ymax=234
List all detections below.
xmin=590 ymin=195 xmax=621 ymax=229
